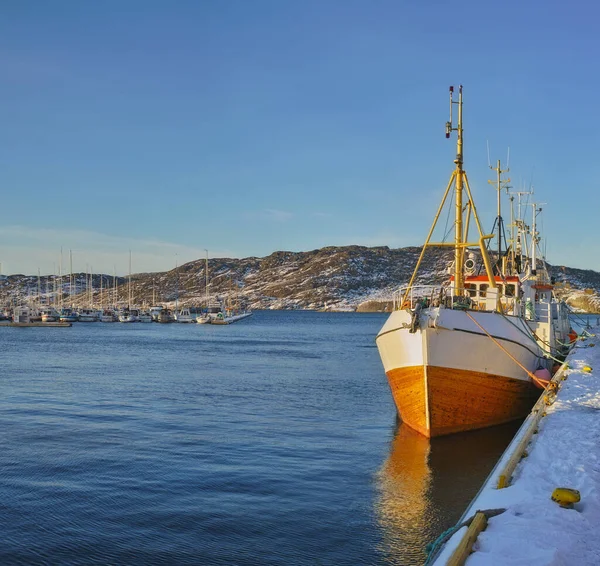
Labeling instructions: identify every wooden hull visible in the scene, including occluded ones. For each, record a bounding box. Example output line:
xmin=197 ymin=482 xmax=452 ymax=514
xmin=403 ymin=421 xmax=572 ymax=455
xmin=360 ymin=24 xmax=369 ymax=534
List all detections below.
xmin=386 ymin=365 xmax=539 ymax=438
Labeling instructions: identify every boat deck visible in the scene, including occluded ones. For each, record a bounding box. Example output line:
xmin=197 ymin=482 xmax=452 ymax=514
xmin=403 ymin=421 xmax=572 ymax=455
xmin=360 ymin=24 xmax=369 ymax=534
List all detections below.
xmin=431 ymin=329 xmax=600 ymax=565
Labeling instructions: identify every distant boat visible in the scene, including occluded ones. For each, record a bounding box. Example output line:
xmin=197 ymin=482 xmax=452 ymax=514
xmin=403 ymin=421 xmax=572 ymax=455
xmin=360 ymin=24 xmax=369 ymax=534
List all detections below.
xmin=79 ymin=308 xmax=99 ymax=322
xmin=157 ymin=309 xmax=174 ymax=323
xmin=41 ymin=307 xmax=60 ymax=323
xmin=149 ymin=305 xmax=163 ymax=321
xmin=175 ymin=308 xmax=194 ymax=323
xmin=119 ymin=308 xmax=139 ymax=323
xmin=139 ymin=311 xmax=153 ymax=323
xmin=59 ymin=308 xmax=79 ymax=323
xmin=100 ymin=309 xmax=117 ymax=322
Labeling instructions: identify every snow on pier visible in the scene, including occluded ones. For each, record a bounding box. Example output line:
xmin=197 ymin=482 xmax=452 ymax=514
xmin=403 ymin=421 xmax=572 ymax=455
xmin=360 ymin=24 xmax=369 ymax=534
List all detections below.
xmin=432 ymin=330 xmax=600 ymax=565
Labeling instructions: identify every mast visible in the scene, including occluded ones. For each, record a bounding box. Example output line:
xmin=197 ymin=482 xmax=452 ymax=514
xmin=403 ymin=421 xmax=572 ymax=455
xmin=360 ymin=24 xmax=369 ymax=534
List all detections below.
xmin=175 ymin=254 xmax=179 ymax=312
xmin=487 ymin=159 xmax=511 ymax=272
xmin=401 ymin=85 xmax=497 ymax=308
xmin=205 ymin=249 xmax=209 ymax=307
xmin=59 ymin=248 xmax=63 ymax=309
xmin=530 ymin=203 xmax=542 ymax=277
xmin=451 ymin=85 xmax=465 ymax=291
xmin=128 ymin=250 xmax=132 ymax=309
xmin=69 ymin=249 xmax=73 ymax=308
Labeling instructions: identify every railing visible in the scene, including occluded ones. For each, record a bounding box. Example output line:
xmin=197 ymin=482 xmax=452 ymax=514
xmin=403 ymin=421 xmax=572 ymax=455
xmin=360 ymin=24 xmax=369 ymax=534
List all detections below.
xmin=393 ymin=284 xmax=522 ymax=315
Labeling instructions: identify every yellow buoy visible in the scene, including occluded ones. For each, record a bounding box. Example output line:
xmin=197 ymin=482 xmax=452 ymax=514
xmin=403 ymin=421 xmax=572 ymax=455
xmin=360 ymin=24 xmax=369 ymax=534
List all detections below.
xmin=583 ymin=365 xmax=593 ymax=373
xmin=551 ymin=488 xmax=581 ymax=508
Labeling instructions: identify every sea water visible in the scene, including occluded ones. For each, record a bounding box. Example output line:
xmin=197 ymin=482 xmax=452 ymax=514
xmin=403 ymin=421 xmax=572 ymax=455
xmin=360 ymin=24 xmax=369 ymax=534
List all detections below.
xmin=0 ymin=311 xmax=522 ymax=565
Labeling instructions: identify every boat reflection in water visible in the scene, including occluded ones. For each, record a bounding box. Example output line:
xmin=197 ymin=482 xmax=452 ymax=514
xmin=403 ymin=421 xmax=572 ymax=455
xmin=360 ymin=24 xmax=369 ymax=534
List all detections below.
xmin=375 ymin=420 xmax=522 ymax=565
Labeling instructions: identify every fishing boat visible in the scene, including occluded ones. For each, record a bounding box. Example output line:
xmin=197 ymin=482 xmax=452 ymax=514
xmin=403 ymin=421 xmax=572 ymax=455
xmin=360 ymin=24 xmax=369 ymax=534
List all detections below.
xmin=59 ymin=307 xmax=79 ymax=323
xmin=41 ymin=307 xmax=60 ymax=323
xmin=376 ymin=86 xmax=572 ymax=438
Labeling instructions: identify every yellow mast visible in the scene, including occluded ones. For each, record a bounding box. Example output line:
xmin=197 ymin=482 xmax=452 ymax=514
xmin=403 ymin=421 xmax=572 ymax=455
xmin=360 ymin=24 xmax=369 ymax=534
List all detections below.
xmin=401 ymin=85 xmax=497 ymax=308
xmin=451 ymin=86 xmax=465 ymax=291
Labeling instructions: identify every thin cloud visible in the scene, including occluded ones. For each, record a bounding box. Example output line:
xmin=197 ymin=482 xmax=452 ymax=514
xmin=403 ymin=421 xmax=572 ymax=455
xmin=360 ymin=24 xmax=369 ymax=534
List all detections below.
xmin=0 ymin=225 xmax=235 ymax=275
xmin=263 ymin=209 xmax=293 ymax=222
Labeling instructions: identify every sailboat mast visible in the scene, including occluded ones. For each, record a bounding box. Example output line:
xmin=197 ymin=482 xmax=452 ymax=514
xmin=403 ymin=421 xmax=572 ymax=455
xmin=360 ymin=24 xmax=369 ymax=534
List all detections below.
xmin=59 ymin=248 xmax=62 ymax=309
xmin=128 ymin=250 xmax=132 ymax=308
xmin=205 ymin=250 xmax=209 ymax=307
xmin=69 ymin=249 xmax=73 ymax=308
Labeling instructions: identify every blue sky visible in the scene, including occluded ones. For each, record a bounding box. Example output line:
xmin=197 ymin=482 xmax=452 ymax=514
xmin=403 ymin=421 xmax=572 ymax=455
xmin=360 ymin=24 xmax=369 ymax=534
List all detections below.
xmin=0 ymin=0 xmax=598 ymax=275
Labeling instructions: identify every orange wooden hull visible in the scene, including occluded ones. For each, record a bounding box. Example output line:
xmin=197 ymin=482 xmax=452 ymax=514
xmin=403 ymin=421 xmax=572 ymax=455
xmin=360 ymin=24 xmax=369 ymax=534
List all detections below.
xmin=386 ymin=365 xmax=540 ymax=438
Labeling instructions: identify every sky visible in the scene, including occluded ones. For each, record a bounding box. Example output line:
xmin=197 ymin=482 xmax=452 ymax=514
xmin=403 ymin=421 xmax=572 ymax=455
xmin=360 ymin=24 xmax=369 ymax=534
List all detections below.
xmin=0 ymin=0 xmax=598 ymax=275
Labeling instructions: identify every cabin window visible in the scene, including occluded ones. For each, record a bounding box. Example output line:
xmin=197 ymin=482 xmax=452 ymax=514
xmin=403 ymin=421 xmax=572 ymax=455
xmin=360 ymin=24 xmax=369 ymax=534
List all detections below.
xmin=466 ymin=283 xmax=477 ymax=297
xmin=505 ymin=284 xmax=515 ymax=297
xmin=479 ymin=284 xmax=488 ymax=298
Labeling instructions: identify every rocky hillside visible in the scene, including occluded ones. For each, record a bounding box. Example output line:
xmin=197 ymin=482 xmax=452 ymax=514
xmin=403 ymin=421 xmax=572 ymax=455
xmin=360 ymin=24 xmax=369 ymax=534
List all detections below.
xmin=2 ymin=245 xmax=600 ymax=312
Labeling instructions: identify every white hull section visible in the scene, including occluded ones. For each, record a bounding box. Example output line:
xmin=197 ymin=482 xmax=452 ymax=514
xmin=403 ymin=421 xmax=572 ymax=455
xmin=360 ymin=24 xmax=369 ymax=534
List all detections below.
xmin=377 ymin=307 xmax=545 ymax=383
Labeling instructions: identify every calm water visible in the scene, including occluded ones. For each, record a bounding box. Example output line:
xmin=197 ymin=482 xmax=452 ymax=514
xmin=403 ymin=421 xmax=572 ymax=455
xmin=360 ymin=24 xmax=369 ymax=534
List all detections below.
xmin=0 ymin=311 xmax=520 ymax=565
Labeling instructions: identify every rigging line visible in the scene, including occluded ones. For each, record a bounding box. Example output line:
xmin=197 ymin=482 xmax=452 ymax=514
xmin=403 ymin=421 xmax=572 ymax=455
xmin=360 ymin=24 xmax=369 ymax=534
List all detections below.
xmin=465 ymin=311 xmax=549 ymax=388
xmin=441 ymin=186 xmax=455 ymax=243
xmin=499 ymin=310 xmax=564 ymax=360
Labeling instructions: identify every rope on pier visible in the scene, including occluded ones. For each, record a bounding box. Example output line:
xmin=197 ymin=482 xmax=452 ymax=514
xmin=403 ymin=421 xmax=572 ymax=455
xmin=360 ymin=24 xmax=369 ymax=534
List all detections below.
xmin=424 ymin=508 xmax=506 ymax=566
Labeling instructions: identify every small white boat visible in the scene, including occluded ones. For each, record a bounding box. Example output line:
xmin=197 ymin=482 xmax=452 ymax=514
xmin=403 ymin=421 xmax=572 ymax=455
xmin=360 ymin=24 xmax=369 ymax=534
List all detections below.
xmin=119 ymin=308 xmax=139 ymax=323
xmin=149 ymin=305 xmax=163 ymax=321
xmin=175 ymin=308 xmax=195 ymax=323
xmin=79 ymin=308 xmax=100 ymax=322
xmin=100 ymin=309 xmax=117 ymax=322
xmin=41 ymin=307 xmax=61 ymax=323
xmin=196 ymin=313 xmax=211 ymax=324
xmin=139 ymin=311 xmax=153 ymax=323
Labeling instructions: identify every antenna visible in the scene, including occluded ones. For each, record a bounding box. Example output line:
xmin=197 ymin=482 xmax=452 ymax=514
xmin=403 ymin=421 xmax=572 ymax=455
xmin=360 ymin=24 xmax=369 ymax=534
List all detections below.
xmin=486 ymin=140 xmax=491 ymax=168
xmin=506 ymin=146 xmax=510 ymax=170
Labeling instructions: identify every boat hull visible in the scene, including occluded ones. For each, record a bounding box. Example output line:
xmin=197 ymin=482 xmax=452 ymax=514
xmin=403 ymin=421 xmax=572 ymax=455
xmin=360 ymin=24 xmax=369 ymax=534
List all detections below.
xmin=376 ymin=308 xmax=543 ymax=438
xmin=386 ymin=365 xmax=539 ymax=437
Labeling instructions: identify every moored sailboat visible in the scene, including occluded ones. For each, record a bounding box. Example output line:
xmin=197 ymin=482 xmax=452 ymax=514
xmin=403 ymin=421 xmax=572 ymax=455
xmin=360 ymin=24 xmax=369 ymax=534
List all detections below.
xmin=376 ymin=86 xmax=572 ymax=438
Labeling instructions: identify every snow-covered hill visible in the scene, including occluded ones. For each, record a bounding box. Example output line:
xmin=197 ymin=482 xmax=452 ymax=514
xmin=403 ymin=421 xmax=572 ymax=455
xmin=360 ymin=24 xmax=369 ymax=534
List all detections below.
xmin=2 ymin=245 xmax=600 ymax=311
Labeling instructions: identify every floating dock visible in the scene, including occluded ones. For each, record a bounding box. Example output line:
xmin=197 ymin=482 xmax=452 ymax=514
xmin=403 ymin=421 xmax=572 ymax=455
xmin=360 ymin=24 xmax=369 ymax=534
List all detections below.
xmin=0 ymin=321 xmax=72 ymax=327
xmin=429 ymin=329 xmax=600 ymax=565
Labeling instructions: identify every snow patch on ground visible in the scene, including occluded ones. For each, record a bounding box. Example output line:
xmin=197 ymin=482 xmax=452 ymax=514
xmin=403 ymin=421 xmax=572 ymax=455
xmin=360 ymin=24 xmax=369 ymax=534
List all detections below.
xmin=434 ymin=331 xmax=600 ymax=565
